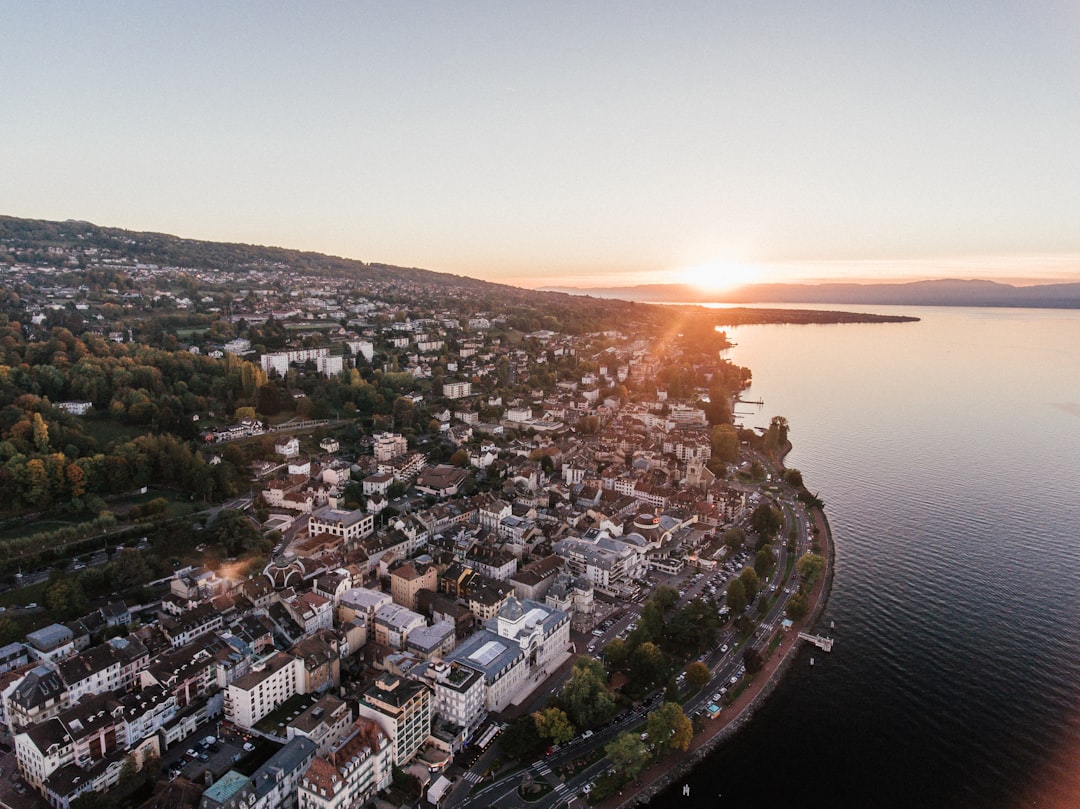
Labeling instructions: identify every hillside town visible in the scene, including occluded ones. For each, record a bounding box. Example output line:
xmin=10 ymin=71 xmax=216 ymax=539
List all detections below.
xmin=0 ymin=221 xmax=825 ymax=809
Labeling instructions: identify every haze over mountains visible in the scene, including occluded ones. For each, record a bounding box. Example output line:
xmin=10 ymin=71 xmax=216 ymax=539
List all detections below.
xmin=542 ymin=279 xmax=1080 ymax=309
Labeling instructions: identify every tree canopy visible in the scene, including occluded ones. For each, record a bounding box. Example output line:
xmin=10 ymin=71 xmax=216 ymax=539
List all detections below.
xmin=796 ymin=552 xmax=826 ymax=585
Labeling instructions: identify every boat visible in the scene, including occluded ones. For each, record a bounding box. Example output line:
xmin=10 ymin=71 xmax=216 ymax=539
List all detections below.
xmin=810 ymin=656 xmax=815 ymax=666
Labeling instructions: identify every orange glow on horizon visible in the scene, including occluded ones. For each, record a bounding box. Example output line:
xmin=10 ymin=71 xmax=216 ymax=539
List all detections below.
xmin=674 ymin=259 xmax=766 ymax=293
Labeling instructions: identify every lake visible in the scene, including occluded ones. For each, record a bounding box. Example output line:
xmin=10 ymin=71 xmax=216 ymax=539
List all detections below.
xmin=659 ymin=305 xmax=1080 ymax=809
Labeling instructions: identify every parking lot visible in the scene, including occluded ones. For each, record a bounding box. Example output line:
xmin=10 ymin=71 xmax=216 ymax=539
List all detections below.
xmin=160 ymin=724 xmax=258 ymax=783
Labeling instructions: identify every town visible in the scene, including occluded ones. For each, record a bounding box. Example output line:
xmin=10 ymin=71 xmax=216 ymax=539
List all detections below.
xmin=0 ymin=219 xmax=829 ymax=809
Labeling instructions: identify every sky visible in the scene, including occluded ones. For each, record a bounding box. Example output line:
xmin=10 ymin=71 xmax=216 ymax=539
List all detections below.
xmin=3 ymin=2 xmax=1080 ymax=291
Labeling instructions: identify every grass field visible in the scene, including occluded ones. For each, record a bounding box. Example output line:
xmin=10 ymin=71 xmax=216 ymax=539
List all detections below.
xmin=80 ymin=417 xmax=153 ymax=448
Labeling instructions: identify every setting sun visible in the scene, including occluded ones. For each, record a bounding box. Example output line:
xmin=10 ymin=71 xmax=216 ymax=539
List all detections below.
xmin=675 ymin=259 xmax=764 ymax=293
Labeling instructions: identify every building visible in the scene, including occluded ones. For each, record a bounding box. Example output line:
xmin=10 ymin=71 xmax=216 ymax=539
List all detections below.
xmin=372 ymin=604 xmax=426 ymax=651
xmin=444 ymin=630 xmax=525 ymax=712
xmin=250 ymin=736 xmax=318 ymax=809
xmin=308 ymin=507 xmax=374 ymax=545
xmin=415 ymin=660 xmax=485 ymax=751
xmin=414 ymin=465 xmax=469 ymax=499
xmin=441 ymin=381 xmax=472 ymax=399
xmin=355 ymin=674 xmax=432 ymax=766
xmin=298 ymin=717 xmax=392 ymax=809
xmin=261 ymin=348 xmax=330 ymax=377
xmin=373 ymin=433 xmax=408 ymax=462
xmin=225 ymin=652 xmax=303 ymax=729
xmin=390 ymin=562 xmax=438 ymax=611
xmin=287 ymin=694 xmax=354 ymax=756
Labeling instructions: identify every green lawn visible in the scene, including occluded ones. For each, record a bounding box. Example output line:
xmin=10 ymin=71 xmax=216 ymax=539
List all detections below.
xmin=80 ymin=418 xmax=153 ymax=448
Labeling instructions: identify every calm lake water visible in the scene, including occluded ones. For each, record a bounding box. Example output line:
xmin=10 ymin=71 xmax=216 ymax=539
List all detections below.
xmin=658 ymin=305 xmax=1080 ymax=809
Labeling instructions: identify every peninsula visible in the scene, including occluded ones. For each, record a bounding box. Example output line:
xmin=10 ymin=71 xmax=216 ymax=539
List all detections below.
xmin=0 ymin=218 xmax=850 ymax=809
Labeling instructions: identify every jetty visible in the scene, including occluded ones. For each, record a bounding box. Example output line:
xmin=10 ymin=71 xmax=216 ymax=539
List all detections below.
xmin=797 ymin=632 xmax=834 ymax=652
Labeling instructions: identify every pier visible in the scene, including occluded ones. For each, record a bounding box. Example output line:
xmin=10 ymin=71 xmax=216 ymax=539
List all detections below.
xmin=797 ymin=632 xmax=834 ymax=652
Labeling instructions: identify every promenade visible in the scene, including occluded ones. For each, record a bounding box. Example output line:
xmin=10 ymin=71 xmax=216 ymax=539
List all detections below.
xmin=596 ymin=499 xmax=834 ymax=809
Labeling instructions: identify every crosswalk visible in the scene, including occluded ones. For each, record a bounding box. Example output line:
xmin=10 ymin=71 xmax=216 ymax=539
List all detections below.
xmin=461 ymin=771 xmax=484 ymax=784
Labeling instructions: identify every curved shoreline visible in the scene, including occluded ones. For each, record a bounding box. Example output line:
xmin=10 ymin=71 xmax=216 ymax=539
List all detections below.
xmin=602 ymin=451 xmax=835 ymax=809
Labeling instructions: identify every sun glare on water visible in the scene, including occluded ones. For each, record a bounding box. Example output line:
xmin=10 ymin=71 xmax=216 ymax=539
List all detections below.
xmin=676 ymin=260 xmax=763 ymax=295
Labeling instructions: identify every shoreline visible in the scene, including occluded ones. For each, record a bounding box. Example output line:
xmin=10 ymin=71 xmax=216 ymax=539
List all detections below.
xmin=601 ymin=446 xmax=835 ymax=809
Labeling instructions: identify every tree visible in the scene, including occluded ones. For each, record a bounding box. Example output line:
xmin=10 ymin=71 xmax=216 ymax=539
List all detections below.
xmin=392 ymin=397 xmax=415 ymax=430
xmin=561 ymin=657 xmax=616 ymax=729
xmin=27 ymin=457 xmax=50 ymax=506
xmin=628 ymin=641 xmax=668 ymax=692
xmin=751 ymin=502 xmax=781 ymax=538
xmin=740 ymin=567 xmax=760 ymax=603
xmin=45 ymin=577 xmax=87 ymax=619
xmin=234 ymin=406 xmax=257 ymax=421
xmin=500 ymin=715 xmax=542 ymax=759
xmin=686 ymin=661 xmax=711 ymax=692
xmin=605 ymin=732 xmax=650 ymax=779
xmin=764 ymin=415 xmax=789 ymax=453
xmin=256 ymin=383 xmax=282 ymax=416
xmin=110 ymin=549 xmax=150 ymax=590
xmin=646 ymin=702 xmax=693 ymax=754
xmin=664 ymin=598 xmax=721 ymax=657
xmin=710 ymin=423 xmax=739 ymax=464
xmin=533 ymin=706 xmax=575 ymax=745
xmin=652 ymin=585 xmax=680 ymax=612
xmin=117 ymin=753 xmax=139 ymax=788
xmin=65 ymin=462 xmax=87 ymax=499
xmin=449 ymin=449 xmax=469 ymax=467
xmin=665 ymin=677 xmax=680 ymax=703
xmin=32 ymin=412 xmax=50 ymax=453
xmin=796 ymin=552 xmax=826 ymax=585
xmin=743 ymin=646 xmax=764 ymax=674
xmin=628 ymin=602 xmax=663 ymax=647
xmin=726 ymin=578 xmax=746 ymax=613
xmin=603 ymin=637 xmax=629 ymax=671
xmin=755 ymin=547 xmax=773 ymax=578
xmin=723 ymin=526 xmax=746 ymax=550
xmin=786 ymin=592 xmax=809 ymax=620
xmin=210 ymin=509 xmax=269 ymax=556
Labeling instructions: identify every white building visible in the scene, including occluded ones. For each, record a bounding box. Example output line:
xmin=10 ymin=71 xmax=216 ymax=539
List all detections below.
xmin=373 ymin=433 xmax=408 ymax=462
xmin=225 ymin=652 xmax=303 ymax=729
xmin=308 ymin=506 xmax=374 ymax=544
xmin=441 ymin=381 xmax=472 ymax=400
xmin=416 ymin=661 xmax=486 ymax=748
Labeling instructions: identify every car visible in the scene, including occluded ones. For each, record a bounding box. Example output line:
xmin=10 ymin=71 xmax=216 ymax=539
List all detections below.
xmin=721 ymin=644 xmax=729 ymax=653
xmin=186 ymin=749 xmax=197 ymax=759
xmin=582 ymin=730 xmax=594 ymax=739
xmin=730 ymin=675 xmax=739 ymax=684
xmin=198 ymin=752 xmax=210 ymax=762
xmin=243 ymin=742 xmax=256 ymax=752
xmin=712 ymin=693 xmax=722 ymax=702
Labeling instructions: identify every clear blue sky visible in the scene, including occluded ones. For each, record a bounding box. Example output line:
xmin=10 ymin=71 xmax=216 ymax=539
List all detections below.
xmin=3 ymin=2 xmax=1080 ymax=289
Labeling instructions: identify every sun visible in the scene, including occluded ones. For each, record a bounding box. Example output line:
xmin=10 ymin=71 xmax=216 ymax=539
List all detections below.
xmin=675 ymin=260 xmax=764 ymax=293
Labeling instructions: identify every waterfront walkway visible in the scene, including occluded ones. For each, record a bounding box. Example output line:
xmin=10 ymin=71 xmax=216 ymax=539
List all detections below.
xmin=596 ymin=500 xmax=834 ymax=809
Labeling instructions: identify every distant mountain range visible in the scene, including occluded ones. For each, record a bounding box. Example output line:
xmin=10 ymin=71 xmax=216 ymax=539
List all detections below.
xmin=541 ymin=279 xmax=1080 ymax=308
